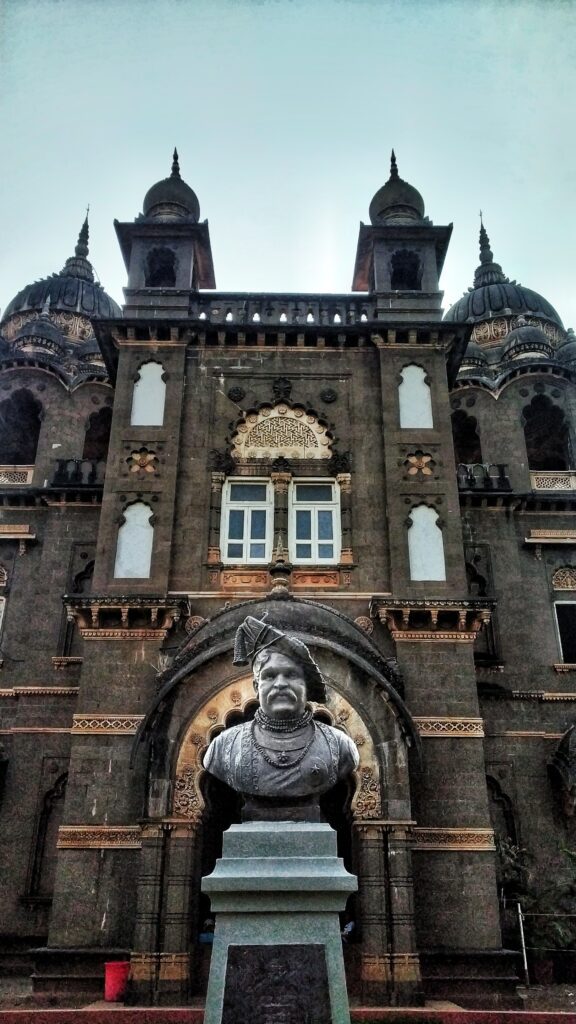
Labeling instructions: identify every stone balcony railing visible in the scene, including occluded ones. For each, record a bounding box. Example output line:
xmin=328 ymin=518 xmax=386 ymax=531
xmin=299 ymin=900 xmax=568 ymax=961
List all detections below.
xmin=456 ymin=463 xmax=511 ymax=492
xmin=0 ymin=465 xmax=34 ymax=485
xmin=188 ymin=292 xmax=377 ymax=326
xmin=51 ymin=459 xmax=106 ymax=487
xmin=530 ymin=470 xmax=576 ymax=491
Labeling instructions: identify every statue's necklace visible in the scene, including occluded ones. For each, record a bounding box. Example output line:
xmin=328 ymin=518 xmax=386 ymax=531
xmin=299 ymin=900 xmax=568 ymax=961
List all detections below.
xmin=254 ymin=707 xmax=313 ymax=733
xmin=251 ymin=719 xmax=316 ymax=769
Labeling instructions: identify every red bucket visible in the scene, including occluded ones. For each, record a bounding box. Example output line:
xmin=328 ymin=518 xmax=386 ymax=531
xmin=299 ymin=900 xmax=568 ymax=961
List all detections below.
xmin=104 ymin=960 xmax=130 ymax=1002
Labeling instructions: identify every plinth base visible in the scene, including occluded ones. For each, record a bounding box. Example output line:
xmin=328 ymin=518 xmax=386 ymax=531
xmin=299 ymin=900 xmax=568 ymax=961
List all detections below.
xmin=202 ymin=821 xmax=357 ymax=1024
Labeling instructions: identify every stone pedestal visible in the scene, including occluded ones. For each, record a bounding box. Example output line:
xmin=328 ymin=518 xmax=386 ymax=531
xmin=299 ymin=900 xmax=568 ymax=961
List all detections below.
xmin=202 ymin=821 xmax=357 ymax=1024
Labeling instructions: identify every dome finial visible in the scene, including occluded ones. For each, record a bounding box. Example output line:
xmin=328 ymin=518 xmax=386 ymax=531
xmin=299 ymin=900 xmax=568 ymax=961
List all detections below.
xmin=171 ymin=148 xmax=180 ymax=179
xmin=390 ymin=149 xmax=399 ymax=180
xmin=75 ymin=208 xmax=90 ymax=259
xmin=472 ymin=214 xmax=508 ymax=288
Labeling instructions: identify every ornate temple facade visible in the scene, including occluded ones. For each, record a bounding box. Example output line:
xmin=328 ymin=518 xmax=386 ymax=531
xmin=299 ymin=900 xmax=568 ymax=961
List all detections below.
xmin=1 ymin=152 xmax=575 ymax=1006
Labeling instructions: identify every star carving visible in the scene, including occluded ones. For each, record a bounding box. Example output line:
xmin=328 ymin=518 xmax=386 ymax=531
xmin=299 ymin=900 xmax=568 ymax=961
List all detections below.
xmin=404 ymin=451 xmax=435 ymax=477
xmin=127 ymin=447 xmax=158 ymax=474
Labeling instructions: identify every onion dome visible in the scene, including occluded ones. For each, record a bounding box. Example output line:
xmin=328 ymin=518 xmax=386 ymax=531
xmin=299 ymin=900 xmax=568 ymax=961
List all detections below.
xmin=142 ymin=148 xmax=200 ymax=222
xmin=369 ymin=151 xmax=426 ymax=225
xmin=502 ymin=318 xmax=553 ymax=361
xmin=557 ymin=328 xmax=576 ymax=367
xmin=445 ymin=221 xmax=563 ymax=328
xmin=12 ymin=297 xmax=66 ymax=357
xmin=2 ymin=216 xmax=122 ymax=324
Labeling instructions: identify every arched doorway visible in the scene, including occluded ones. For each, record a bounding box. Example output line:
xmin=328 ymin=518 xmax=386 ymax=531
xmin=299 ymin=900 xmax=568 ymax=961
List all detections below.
xmin=130 ymin=598 xmax=420 ymax=1006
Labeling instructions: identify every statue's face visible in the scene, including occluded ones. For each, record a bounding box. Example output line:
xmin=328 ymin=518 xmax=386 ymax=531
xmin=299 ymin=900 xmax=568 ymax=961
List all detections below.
xmin=256 ymin=652 xmax=307 ymax=719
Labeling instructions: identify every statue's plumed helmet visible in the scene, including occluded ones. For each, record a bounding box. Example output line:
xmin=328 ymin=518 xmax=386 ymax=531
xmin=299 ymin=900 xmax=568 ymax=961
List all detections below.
xmin=233 ymin=616 xmax=327 ymax=703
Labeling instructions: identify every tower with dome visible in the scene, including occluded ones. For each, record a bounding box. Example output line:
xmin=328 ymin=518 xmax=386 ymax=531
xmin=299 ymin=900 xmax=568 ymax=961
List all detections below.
xmin=0 ymin=153 xmax=574 ymax=1008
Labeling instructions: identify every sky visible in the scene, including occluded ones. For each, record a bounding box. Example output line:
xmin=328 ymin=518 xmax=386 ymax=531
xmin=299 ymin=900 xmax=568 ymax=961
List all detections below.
xmin=0 ymin=0 xmax=575 ymax=327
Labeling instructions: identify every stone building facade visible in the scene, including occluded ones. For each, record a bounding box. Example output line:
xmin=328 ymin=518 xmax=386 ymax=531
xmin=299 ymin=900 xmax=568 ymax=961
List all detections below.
xmin=0 ymin=152 xmax=575 ymax=1007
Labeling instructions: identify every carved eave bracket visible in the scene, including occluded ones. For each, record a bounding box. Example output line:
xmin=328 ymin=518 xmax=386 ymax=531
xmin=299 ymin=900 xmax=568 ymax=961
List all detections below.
xmin=64 ymin=594 xmax=183 ymax=640
xmin=370 ymin=597 xmax=493 ymax=643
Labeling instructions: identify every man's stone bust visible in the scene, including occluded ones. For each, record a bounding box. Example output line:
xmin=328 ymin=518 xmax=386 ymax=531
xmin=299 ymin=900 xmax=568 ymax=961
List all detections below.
xmin=203 ymin=616 xmax=359 ymax=820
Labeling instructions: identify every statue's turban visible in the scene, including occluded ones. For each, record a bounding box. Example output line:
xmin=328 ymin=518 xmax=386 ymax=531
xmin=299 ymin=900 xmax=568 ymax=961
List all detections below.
xmin=233 ymin=616 xmax=327 ymax=703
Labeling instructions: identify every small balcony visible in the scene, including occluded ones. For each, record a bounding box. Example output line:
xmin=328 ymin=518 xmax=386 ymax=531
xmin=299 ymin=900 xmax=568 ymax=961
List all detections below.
xmin=51 ymin=459 xmax=106 ymax=487
xmin=530 ymin=470 xmax=576 ymax=492
xmin=0 ymin=465 xmax=34 ymax=485
xmin=456 ymin=463 xmax=511 ymax=492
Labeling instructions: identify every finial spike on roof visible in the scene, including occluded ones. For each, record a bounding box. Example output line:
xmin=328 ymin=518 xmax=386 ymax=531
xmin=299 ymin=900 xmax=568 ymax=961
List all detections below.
xmin=40 ymin=294 xmax=51 ymax=317
xmin=171 ymin=147 xmax=180 ymax=178
xmin=478 ymin=215 xmax=494 ymax=266
xmin=75 ymin=212 xmax=90 ymax=259
xmin=390 ymin=149 xmax=398 ymax=179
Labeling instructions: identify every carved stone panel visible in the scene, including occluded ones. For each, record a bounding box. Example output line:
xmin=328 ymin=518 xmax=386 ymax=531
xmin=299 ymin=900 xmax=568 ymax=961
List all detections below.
xmin=222 ymin=945 xmax=330 ymax=1024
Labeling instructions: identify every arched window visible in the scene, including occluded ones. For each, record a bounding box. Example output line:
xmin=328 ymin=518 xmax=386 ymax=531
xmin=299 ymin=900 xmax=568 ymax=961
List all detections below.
xmin=407 ymin=505 xmax=446 ymax=581
xmin=523 ymin=395 xmax=571 ymax=470
xmin=130 ymin=362 xmax=166 ymax=426
xmin=391 ymin=250 xmax=422 ymax=290
xmin=0 ymin=389 xmax=42 ymax=464
xmin=398 ymin=365 xmax=433 ymax=428
xmin=145 ymin=246 xmax=177 ymax=287
xmin=114 ymin=502 xmax=154 ymax=578
xmin=82 ymin=406 xmax=112 ymax=461
xmin=452 ymin=410 xmax=482 ymax=464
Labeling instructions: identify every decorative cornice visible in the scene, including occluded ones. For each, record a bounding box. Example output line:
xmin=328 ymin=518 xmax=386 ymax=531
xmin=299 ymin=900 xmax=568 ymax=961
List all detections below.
xmin=487 ymin=730 xmax=563 ymax=740
xmin=0 ymin=687 xmax=79 ymax=698
xmin=52 ymin=657 xmax=83 ymax=669
xmin=71 ymin=714 xmax=145 ymax=735
xmin=0 ymin=524 xmax=36 ymax=554
xmin=553 ymin=664 xmax=576 ymax=674
xmin=371 ymin=597 xmax=492 ymax=642
xmin=512 ymin=688 xmax=576 ymax=699
xmin=64 ymin=594 xmax=182 ymax=639
xmin=414 ymin=717 xmax=484 ymax=737
xmin=57 ymin=825 xmax=141 ymax=849
xmin=412 ymin=827 xmax=495 ymax=851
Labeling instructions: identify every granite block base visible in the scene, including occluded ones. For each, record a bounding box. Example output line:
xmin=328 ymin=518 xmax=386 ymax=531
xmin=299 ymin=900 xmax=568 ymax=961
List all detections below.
xmin=202 ymin=821 xmax=357 ymax=1024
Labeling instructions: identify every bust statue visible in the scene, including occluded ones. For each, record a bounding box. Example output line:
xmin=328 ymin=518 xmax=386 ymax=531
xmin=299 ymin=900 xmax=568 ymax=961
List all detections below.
xmin=203 ymin=616 xmax=359 ymax=820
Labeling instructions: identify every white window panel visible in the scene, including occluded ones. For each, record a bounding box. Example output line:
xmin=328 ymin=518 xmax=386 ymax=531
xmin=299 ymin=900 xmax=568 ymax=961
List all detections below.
xmin=289 ymin=480 xmax=340 ymax=564
xmin=221 ymin=480 xmax=273 ymax=564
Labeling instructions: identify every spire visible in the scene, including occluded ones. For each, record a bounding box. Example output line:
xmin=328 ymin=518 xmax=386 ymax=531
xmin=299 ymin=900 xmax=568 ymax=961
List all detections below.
xmin=61 ymin=212 xmax=94 ymax=283
xmin=40 ymin=294 xmax=51 ymax=317
xmin=75 ymin=209 xmax=89 ymax=259
xmin=171 ymin=147 xmax=180 ymax=179
xmin=473 ymin=214 xmax=508 ymax=288
xmin=390 ymin=149 xmax=399 ymax=180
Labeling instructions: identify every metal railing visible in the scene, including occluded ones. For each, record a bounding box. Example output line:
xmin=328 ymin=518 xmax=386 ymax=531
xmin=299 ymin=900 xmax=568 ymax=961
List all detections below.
xmin=456 ymin=463 xmax=511 ymax=491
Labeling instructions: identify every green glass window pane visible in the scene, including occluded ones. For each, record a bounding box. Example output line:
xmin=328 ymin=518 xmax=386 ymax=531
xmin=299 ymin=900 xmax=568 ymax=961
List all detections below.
xmin=296 ymin=544 xmax=312 ymax=558
xmin=249 ymin=543 xmax=266 ymax=558
xmin=295 ymin=484 xmax=333 ymax=502
xmin=250 ymin=509 xmax=266 ymax=539
xmin=296 ymin=509 xmax=311 ymax=539
xmin=227 ymin=487 xmax=266 ymax=503
xmin=227 ymin=543 xmax=243 ymax=558
xmin=229 ymin=483 xmax=268 ymax=501
xmin=318 ymin=544 xmax=334 ymax=559
xmin=228 ymin=509 xmax=244 ymax=540
xmin=318 ymin=510 xmax=333 ymax=540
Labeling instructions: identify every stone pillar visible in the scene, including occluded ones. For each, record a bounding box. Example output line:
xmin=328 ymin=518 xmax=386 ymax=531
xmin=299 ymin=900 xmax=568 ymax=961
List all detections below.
xmin=271 ymin=470 xmax=291 ymax=546
xmin=156 ymin=822 xmax=200 ymax=1004
xmin=385 ymin=822 xmax=422 ymax=1004
xmin=130 ymin=823 xmax=167 ymax=1004
xmin=208 ymin=472 xmax=225 ymax=564
xmin=336 ymin=472 xmax=353 ymax=564
xmin=354 ymin=821 xmax=391 ymax=1006
xmin=354 ymin=820 xmax=422 ymax=1007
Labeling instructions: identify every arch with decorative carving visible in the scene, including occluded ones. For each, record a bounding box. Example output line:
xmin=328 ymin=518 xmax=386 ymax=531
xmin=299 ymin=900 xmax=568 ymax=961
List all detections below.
xmin=552 ymin=566 xmax=576 ymax=591
xmin=231 ymin=404 xmax=333 ymax=461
